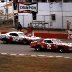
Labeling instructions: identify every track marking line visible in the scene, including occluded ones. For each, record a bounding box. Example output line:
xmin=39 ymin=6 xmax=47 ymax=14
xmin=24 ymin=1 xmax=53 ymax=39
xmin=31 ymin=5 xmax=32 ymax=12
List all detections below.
xmin=47 ymin=56 xmax=54 ymax=58
xmin=0 ymin=52 xmax=72 ymax=59
xmin=56 ymin=56 xmax=63 ymax=58
xmin=64 ymin=57 xmax=71 ymax=59
xmin=38 ymin=55 xmax=46 ymax=57
xmin=1 ymin=53 xmax=8 ymax=55
xmin=10 ymin=54 xmax=17 ymax=56
xmin=19 ymin=54 xmax=26 ymax=56
xmin=31 ymin=55 xmax=37 ymax=57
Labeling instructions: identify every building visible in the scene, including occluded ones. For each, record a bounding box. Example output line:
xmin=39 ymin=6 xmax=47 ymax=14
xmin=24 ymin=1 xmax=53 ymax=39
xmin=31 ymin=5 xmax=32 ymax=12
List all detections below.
xmin=1 ymin=0 xmax=72 ymax=29
xmin=0 ymin=0 xmax=13 ymax=20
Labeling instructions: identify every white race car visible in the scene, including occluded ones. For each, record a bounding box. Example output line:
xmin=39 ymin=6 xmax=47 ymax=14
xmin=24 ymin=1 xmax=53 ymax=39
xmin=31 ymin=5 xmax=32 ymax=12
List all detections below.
xmin=0 ymin=31 xmax=41 ymax=44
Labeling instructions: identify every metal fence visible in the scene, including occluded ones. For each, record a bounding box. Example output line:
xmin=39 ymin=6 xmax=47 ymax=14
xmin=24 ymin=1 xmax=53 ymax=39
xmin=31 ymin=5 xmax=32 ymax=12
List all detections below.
xmin=18 ymin=14 xmax=50 ymax=29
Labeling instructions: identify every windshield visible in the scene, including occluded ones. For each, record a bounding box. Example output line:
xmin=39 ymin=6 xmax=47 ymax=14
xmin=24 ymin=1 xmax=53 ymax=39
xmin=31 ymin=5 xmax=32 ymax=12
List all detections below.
xmin=18 ymin=33 xmax=24 ymax=36
xmin=32 ymin=38 xmax=42 ymax=42
xmin=52 ymin=39 xmax=63 ymax=43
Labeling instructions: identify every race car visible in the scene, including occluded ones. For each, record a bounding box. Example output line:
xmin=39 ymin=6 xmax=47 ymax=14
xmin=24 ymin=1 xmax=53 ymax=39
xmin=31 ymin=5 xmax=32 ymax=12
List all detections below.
xmin=0 ymin=31 xmax=41 ymax=44
xmin=0 ymin=31 xmax=25 ymax=44
xmin=30 ymin=38 xmax=72 ymax=53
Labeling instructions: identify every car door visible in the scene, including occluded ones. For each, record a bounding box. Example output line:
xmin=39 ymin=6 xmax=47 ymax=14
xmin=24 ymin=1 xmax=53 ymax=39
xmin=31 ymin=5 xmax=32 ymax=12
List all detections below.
xmin=43 ymin=40 xmax=54 ymax=49
xmin=9 ymin=33 xmax=19 ymax=42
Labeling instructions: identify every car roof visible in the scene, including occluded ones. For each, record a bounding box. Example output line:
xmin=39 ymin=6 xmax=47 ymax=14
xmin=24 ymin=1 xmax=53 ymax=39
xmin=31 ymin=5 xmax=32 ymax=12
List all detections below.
xmin=7 ymin=31 xmax=24 ymax=34
xmin=44 ymin=38 xmax=59 ymax=41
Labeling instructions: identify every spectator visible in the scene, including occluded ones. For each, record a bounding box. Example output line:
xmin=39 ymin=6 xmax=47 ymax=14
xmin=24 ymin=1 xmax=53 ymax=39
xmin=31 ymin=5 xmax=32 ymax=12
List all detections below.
xmin=66 ymin=20 xmax=71 ymax=39
xmin=28 ymin=23 xmax=30 ymax=28
xmin=17 ymin=22 xmax=22 ymax=31
xmin=27 ymin=23 xmax=33 ymax=35
xmin=67 ymin=20 xmax=71 ymax=31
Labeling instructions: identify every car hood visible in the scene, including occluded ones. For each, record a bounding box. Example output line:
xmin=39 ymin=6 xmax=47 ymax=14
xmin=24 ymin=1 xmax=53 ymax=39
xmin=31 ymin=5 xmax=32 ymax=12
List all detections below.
xmin=58 ymin=43 xmax=72 ymax=47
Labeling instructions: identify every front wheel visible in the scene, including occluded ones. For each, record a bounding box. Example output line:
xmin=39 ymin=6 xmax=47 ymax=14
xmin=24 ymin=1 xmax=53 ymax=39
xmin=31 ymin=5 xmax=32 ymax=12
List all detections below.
xmin=58 ymin=48 xmax=64 ymax=53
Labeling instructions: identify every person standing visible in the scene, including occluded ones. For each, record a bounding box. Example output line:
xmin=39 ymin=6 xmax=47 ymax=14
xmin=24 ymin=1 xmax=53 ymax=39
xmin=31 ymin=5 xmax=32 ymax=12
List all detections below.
xmin=66 ymin=20 xmax=71 ymax=39
xmin=27 ymin=22 xmax=33 ymax=35
xmin=17 ymin=22 xmax=22 ymax=31
xmin=67 ymin=20 xmax=71 ymax=31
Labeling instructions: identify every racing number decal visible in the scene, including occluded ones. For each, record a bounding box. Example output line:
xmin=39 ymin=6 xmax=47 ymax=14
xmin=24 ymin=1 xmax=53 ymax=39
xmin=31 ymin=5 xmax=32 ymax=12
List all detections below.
xmin=13 ymin=37 xmax=19 ymax=41
xmin=47 ymin=44 xmax=51 ymax=49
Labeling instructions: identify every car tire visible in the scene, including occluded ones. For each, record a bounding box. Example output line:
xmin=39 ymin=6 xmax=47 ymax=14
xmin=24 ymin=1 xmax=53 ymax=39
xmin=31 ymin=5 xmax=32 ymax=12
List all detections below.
xmin=58 ymin=48 xmax=64 ymax=53
xmin=2 ymin=38 xmax=8 ymax=44
xmin=35 ymin=46 xmax=41 ymax=51
xmin=23 ymin=39 xmax=28 ymax=45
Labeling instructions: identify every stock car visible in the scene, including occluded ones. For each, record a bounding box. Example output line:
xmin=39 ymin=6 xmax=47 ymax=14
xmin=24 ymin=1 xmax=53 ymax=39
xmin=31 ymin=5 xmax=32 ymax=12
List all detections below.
xmin=0 ymin=31 xmax=41 ymax=44
xmin=30 ymin=38 xmax=72 ymax=53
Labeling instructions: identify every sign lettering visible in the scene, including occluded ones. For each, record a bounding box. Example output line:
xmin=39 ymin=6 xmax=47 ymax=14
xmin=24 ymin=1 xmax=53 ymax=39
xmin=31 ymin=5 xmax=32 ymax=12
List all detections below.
xmin=18 ymin=3 xmax=38 ymax=13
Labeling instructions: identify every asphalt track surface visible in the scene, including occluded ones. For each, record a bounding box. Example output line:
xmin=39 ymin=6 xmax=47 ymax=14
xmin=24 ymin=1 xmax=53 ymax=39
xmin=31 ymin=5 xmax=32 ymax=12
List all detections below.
xmin=0 ymin=28 xmax=72 ymax=58
xmin=0 ymin=41 xmax=72 ymax=58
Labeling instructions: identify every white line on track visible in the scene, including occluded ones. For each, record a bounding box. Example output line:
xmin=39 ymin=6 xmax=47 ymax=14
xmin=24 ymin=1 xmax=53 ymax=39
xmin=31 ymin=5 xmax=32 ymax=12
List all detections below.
xmin=10 ymin=54 xmax=17 ymax=56
xmin=48 ymin=56 xmax=54 ymax=58
xmin=1 ymin=53 xmax=8 ymax=55
xmin=31 ymin=55 xmax=37 ymax=57
xmin=0 ymin=52 xmax=72 ymax=59
xmin=19 ymin=54 xmax=27 ymax=56
xmin=64 ymin=57 xmax=71 ymax=59
xmin=56 ymin=56 xmax=63 ymax=58
xmin=38 ymin=55 xmax=46 ymax=57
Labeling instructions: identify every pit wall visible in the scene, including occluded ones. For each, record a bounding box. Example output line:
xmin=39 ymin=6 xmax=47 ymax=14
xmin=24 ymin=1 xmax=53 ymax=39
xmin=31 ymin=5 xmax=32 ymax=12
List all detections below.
xmin=34 ymin=32 xmax=68 ymax=39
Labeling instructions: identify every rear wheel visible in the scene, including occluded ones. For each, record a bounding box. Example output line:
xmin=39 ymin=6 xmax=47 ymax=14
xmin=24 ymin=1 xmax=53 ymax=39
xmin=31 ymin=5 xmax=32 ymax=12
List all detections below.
xmin=2 ymin=38 xmax=8 ymax=44
xmin=23 ymin=39 xmax=28 ymax=45
xmin=35 ymin=46 xmax=41 ymax=51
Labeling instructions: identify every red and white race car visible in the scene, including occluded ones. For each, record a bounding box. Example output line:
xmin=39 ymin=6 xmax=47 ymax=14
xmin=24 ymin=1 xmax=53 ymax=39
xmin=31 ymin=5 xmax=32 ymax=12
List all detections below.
xmin=0 ymin=31 xmax=41 ymax=44
xmin=30 ymin=38 xmax=72 ymax=53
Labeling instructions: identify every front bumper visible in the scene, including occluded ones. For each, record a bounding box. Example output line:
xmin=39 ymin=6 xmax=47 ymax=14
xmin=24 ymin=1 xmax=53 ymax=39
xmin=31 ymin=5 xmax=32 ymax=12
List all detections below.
xmin=69 ymin=47 xmax=72 ymax=51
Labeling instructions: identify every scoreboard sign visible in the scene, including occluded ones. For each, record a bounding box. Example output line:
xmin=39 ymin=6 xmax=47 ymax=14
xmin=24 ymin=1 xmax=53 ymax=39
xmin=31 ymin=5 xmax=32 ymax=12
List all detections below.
xmin=18 ymin=2 xmax=38 ymax=13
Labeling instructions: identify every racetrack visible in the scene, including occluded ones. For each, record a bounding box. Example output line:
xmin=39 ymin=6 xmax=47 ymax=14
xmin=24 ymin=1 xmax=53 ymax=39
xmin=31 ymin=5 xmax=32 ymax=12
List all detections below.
xmin=0 ymin=37 xmax=72 ymax=72
xmin=0 ymin=43 xmax=72 ymax=58
xmin=0 ymin=54 xmax=72 ymax=72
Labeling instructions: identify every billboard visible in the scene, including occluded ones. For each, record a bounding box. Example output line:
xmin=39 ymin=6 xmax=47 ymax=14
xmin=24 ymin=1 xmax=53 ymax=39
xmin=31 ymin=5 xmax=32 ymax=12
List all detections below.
xmin=18 ymin=2 xmax=38 ymax=13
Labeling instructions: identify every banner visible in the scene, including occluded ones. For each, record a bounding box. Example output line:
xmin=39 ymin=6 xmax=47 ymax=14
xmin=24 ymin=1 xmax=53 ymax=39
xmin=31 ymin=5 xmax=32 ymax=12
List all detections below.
xmin=18 ymin=2 xmax=38 ymax=13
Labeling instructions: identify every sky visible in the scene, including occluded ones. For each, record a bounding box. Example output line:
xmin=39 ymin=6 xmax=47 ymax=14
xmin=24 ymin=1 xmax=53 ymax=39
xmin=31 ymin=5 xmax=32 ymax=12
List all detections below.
xmin=0 ymin=0 xmax=9 ymax=7
xmin=0 ymin=3 xmax=5 ymax=7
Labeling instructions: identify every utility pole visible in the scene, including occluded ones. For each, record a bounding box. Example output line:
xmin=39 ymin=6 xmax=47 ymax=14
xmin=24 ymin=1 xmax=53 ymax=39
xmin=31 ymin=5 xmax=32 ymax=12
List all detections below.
xmin=6 ymin=0 xmax=8 ymax=20
xmin=61 ymin=0 xmax=63 ymax=29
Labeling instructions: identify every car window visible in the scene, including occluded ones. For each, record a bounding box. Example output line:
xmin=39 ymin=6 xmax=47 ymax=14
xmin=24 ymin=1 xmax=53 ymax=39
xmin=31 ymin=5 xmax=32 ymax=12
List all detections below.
xmin=9 ymin=33 xmax=18 ymax=36
xmin=44 ymin=40 xmax=53 ymax=43
xmin=32 ymin=38 xmax=42 ymax=42
xmin=52 ymin=40 xmax=62 ymax=43
xmin=18 ymin=33 xmax=24 ymax=36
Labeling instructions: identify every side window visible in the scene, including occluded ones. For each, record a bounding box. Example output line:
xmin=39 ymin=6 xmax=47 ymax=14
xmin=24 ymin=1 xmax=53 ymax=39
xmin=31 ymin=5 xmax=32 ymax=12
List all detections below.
xmin=44 ymin=40 xmax=53 ymax=43
xmin=44 ymin=40 xmax=48 ymax=43
xmin=9 ymin=33 xmax=18 ymax=36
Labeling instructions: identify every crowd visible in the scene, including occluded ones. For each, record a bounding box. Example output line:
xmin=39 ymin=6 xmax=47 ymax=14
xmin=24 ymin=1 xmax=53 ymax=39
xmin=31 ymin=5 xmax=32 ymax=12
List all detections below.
xmin=15 ymin=22 xmax=33 ymax=36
